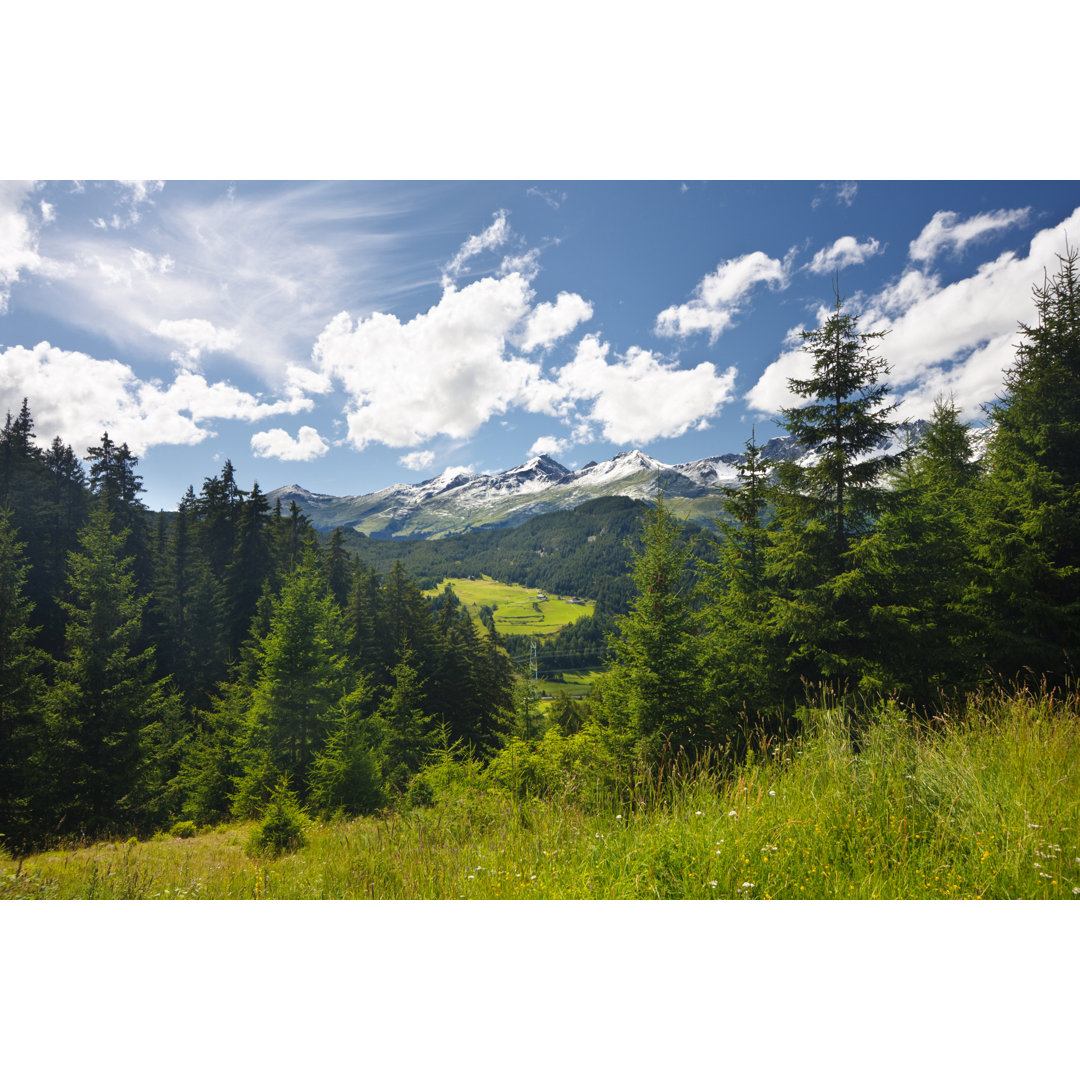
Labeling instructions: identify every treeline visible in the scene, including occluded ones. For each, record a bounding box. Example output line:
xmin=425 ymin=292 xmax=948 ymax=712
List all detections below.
xmin=0 ymin=424 xmax=514 ymax=851
xmin=591 ymin=251 xmax=1080 ymax=760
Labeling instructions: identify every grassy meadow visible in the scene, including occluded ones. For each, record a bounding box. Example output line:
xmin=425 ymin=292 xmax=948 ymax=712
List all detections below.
xmin=4 ymin=687 xmax=1078 ymax=900
xmin=425 ymin=575 xmax=594 ymax=637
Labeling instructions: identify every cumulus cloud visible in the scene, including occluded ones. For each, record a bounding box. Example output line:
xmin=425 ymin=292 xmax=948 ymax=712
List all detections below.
xmin=545 ymin=334 xmax=739 ymax=444
xmin=313 ymin=272 xmax=545 ymax=450
xmin=154 ymin=317 xmax=241 ymax=360
xmin=655 ymin=250 xmax=789 ymax=341
xmin=746 ymin=205 xmax=1080 ymax=421
xmin=442 ymin=209 xmax=511 ymax=284
xmin=519 ymin=292 xmax=593 ymax=352
xmin=0 ymin=341 xmax=312 ymax=456
xmin=909 ymin=208 xmax=1031 ymax=263
xmin=250 ymin=425 xmax=329 ymax=462
xmin=807 ymin=236 xmax=882 ymax=274
xmin=399 ymin=449 xmax=436 ymax=471
xmin=528 ymin=434 xmax=570 ymax=458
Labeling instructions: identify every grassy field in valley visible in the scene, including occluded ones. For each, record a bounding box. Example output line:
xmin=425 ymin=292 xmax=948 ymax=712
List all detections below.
xmin=425 ymin=575 xmax=594 ymax=637
xmin=4 ymin=687 xmax=1078 ymax=900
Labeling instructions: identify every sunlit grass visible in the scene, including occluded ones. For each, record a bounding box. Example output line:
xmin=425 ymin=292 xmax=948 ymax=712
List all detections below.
xmin=424 ymin=575 xmax=594 ymax=637
xmin=4 ymin=688 xmax=1078 ymax=899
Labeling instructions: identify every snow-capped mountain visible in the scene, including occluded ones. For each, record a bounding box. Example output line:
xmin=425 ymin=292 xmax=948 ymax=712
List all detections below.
xmin=268 ymin=421 xmax=951 ymax=540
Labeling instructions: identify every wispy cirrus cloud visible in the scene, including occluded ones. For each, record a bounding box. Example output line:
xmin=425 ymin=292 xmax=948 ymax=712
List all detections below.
xmin=442 ymin=209 xmax=511 ymax=285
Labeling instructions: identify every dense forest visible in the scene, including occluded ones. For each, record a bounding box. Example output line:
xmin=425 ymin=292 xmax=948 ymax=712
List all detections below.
xmin=0 ymin=419 xmax=516 ymax=850
xmin=1 ymin=250 xmax=1078 ymax=857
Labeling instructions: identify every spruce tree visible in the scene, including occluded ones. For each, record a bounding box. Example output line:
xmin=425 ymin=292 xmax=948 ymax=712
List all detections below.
xmin=596 ymin=489 xmax=706 ymax=760
xmin=768 ymin=290 xmax=903 ymax=693
xmin=976 ymin=246 xmax=1080 ymax=680
xmin=242 ymin=555 xmax=350 ymax=803
xmin=701 ymin=431 xmax=782 ymax=721
xmin=0 ymin=511 xmax=47 ymax=848
xmin=47 ymin=502 xmax=166 ymax=835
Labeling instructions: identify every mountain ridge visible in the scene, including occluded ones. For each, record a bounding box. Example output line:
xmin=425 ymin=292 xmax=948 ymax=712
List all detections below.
xmin=270 ymin=420 xmax=963 ymax=539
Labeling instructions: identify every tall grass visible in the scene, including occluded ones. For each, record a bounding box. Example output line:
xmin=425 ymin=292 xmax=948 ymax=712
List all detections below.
xmin=3 ymin=688 xmax=1078 ymax=899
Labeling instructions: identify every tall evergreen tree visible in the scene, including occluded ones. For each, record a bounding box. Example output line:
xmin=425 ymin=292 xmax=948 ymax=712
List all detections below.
xmin=976 ymin=246 xmax=1080 ymax=680
xmin=701 ymin=431 xmax=783 ymax=720
xmin=768 ymin=290 xmax=903 ymax=693
xmin=0 ymin=511 xmax=47 ymax=848
xmin=595 ymin=490 xmax=707 ymax=760
xmin=46 ymin=502 xmax=166 ymax=834
xmin=241 ymin=555 xmax=350 ymax=803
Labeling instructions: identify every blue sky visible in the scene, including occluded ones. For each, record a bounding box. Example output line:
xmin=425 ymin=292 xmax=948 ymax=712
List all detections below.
xmin=2 ymin=179 xmax=1078 ymax=510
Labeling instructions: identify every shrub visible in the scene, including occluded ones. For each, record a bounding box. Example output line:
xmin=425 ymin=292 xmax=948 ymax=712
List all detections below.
xmin=245 ymin=779 xmax=309 ymax=857
xmin=169 ymin=820 xmax=197 ymax=839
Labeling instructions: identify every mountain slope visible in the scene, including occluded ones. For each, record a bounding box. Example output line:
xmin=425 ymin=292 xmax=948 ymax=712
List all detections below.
xmin=269 ymin=422 xmax=942 ymax=540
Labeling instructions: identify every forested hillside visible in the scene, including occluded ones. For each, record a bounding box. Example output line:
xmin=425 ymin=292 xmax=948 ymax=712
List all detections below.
xmin=340 ymin=495 xmax=716 ymax=616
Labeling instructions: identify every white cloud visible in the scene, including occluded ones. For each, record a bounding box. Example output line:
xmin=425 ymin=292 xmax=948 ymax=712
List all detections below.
xmin=499 ymin=249 xmax=541 ymax=280
xmin=399 ymin=449 xmax=436 ymax=471
xmin=16 ymin=182 xmax=426 ymax=384
xmin=0 ymin=341 xmax=312 ymax=456
xmin=528 ymin=434 xmax=570 ymax=458
xmin=525 ymin=187 xmax=566 ymax=210
xmin=40 ymin=201 xmax=55 ymax=223
xmin=807 ymin=236 xmax=882 ymax=274
xmin=154 ymin=317 xmax=240 ymax=360
xmin=812 ymin=181 xmax=858 ymax=210
xmin=519 ymin=292 xmax=593 ymax=352
xmin=442 ymin=209 xmax=511 ymax=284
xmin=837 ymin=182 xmax=858 ymax=207
xmin=313 ymin=272 xmax=544 ymax=450
xmin=655 ymin=250 xmax=789 ymax=341
xmin=0 ymin=181 xmax=70 ymax=312
xmin=251 ymin=425 xmax=329 ymax=462
xmin=745 ymin=205 xmax=1080 ymax=420
xmin=545 ymin=334 xmax=738 ymax=444
xmin=909 ymin=208 xmax=1031 ymax=263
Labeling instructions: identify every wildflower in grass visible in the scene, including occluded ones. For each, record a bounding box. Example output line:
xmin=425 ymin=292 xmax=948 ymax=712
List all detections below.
xmin=709 ymin=881 xmax=717 ymax=888
xmin=616 ymin=814 xmax=622 ymax=820
xmin=728 ymin=810 xmax=737 ymax=818
xmin=695 ymin=811 xmax=704 ymax=816
xmin=768 ymin=790 xmax=776 ymax=796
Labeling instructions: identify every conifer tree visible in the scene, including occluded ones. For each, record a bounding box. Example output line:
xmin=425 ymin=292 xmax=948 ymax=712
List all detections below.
xmin=0 ymin=510 xmax=47 ymax=848
xmin=849 ymin=397 xmax=982 ymax=702
xmin=768 ymin=290 xmax=903 ymax=693
xmin=47 ymin=502 xmax=166 ymax=834
xmin=701 ymin=431 xmax=782 ymax=720
xmin=242 ymin=555 xmax=350 ymax=803
xmin=596 ymin=489 xmax=706 ymax=760
xmin=976 ymin=246 xmax=1080 ymax=680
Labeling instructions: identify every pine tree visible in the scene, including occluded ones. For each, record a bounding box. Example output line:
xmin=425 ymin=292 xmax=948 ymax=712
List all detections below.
xmin=701 ymin=431 xmax=782 ymax=720
xmin=0 ymin=510 xmax=47 ymax=848
xmin=976 ymin=246 xmax=1080 ymax=680
xmin=768 ymin=290 xmax=903 ymax=693
xmin=242 ymin=556 xmax=350 ymax=802
xmin=46 ymin=502 xmax=166 ymax=834
xmin=596 ymin=489 xmax=707 ymax=760
xmin=848 ymin=397 xmax=982 ymax=702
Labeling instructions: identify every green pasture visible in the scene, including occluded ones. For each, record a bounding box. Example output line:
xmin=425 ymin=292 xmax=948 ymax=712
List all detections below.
xmin=426 ymin=575 xmax=594 ymax=637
